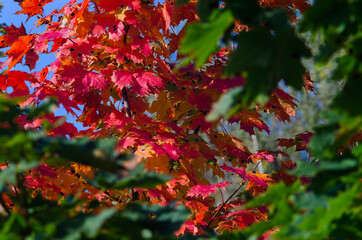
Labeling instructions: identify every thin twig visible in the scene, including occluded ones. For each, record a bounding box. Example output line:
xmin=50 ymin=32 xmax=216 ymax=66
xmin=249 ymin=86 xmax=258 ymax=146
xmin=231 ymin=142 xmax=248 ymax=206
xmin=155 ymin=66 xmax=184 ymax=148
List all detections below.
xmin=193 ymin=125 xmax=200 ymax=135
xmin=207 ymin=161 xmax=262 ymax=228
xmin=120 ymin=24 xmax=132 ymax=118
xmin=123 ymin=24 xmax=131 ymax=45
xmin=219 ymin=122 xmax=229 ymax=135
xmin=207 ymin=179 xmax=247 ymax=229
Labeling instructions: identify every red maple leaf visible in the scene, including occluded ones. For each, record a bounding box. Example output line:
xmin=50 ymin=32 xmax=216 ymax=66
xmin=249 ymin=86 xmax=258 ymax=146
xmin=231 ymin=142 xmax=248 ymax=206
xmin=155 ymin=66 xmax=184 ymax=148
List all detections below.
xmin=221 ymin=164 xmax=271 ymax=189
xmin=133 ymin=71 xmax=163 ymax=95
xmin=16 ymin=0 xmax=55 ymax=19
xmin=4 ymin=35 xmax=34 ymax=73
xmin=0 ymin=71 xmax=37 ymax=91
xmin=82 ymin=72 xmax=107 ymax=91
xmin=111 ymin=70 xmax=134 ymax=89
xmin=249 ymin=152 xmax=275 ymax=163
xmin=109 ymin=22 xmax=125 ymax=41
xmin=104 ymin=110 xmax=132 ymax=129
xmin=187 ymin=182 xmax=230 ymax=198
xmin=98 ymin=0 xmax=140 ymax=12
xmin=277 ymin=131 xmax=313 ymax=151
xmin=34 ymin=164 xmax=58 ymax=178
xmin=0 ymin=24 xmax=27 ymax=48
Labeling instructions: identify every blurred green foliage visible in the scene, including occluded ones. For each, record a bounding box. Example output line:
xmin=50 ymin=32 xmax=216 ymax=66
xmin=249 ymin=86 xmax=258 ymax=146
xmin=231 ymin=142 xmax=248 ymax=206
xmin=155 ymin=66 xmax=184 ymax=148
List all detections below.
xmin=180 ymin=0 xmax=362 ymax=239
xmin=1 ymin=0 xmax=361 ymax=239
xmin=0 ymin=95 xmax=189 ymax=239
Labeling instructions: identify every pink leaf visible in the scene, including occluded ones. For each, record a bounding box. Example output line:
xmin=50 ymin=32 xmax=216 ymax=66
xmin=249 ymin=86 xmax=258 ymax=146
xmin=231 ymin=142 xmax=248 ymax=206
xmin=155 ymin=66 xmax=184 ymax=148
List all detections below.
xmin=104 ymin=110 xmax=132 ymax=129
xmin=250 ymin=152 xmax=275 ymax=163
xmin=38 ymin=28 xmax=70 ymax=41
xmin=221 ymin=164 xmax=269 ymax=188
xmin=221 ymin=164 xmax=247 ymax=178
xmin=34 ymin=164 xmax=57 ymax=178
xmin=111 ymin=69 xmax=134 ymax=89
xmin=82 ymin=72 xmax=107 ymax=91
xmin=118 ymin=137 xmax=135 ymax=149
xmin=109 ymin=22 xmax=125 ymax=41
xmin=134 ymin=71 xmax=163 ymax=95
xmin=162 ymin=143 xmax=182 ymax=160
xmin=34 ymin=37 xmax=48 ymax=53
xmin=187 ymin=182 xmax=230 ymax=198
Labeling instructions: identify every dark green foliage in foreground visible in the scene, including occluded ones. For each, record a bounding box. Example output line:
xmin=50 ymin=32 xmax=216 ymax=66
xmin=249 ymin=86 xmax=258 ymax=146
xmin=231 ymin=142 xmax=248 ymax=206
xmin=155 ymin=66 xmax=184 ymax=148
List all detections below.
xmin=180 ymin=0 xmax=362 ymax=239
xmin=0 ymin=0 xmax=361 ymax=239
xmin=0 ymin=96 xmax=189 ymax=240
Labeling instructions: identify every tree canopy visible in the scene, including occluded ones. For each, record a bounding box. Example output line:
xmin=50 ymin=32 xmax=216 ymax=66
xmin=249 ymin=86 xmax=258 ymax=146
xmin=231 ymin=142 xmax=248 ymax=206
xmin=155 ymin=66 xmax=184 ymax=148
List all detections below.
xmin=0 ymin=0 xmax=361 ymax=239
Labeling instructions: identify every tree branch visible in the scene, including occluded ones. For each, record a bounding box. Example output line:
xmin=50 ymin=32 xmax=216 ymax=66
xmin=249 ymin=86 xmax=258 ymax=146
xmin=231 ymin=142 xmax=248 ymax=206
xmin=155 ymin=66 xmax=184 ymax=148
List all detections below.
xmin=207 ymin=162 xmax=262 ymax=229
xmin=122 ymin=87 xmax=132 ymax=118
xmin=120 ymin=24 xmax=132 ymax=118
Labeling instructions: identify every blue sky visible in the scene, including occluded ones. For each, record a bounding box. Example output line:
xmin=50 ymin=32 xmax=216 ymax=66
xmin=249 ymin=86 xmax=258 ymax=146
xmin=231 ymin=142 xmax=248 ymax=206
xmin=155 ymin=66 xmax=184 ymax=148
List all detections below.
xmin=0 ymin=1 xmax=63 ymax=72
xmin=1 ymin=1 xmax=26 ymax=27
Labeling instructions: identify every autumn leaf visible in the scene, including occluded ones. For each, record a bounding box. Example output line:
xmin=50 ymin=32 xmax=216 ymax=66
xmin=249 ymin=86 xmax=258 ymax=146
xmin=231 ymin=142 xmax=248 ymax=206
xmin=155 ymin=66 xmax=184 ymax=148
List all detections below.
xmin=0 ymin=71 xmax=37 ymax=91
xmin=149 ymin=91 xmax=172 ymax=121
xmin=25 ymin=49 xmax=39 ymax=71
xmin=249 ymin=152 xmax=275 ymax=163
xmin=103 ymin=110 xmax=132 ymax=129
xmin=0 ymin=24 xmax=27 ymax=48
xmin=16 ymin=0 xmax=55 ymax=19
xmin=82 ymin=72 xmax=107 ymax=91
xmin=4 ymin=35 xmax=34 ymax=74
xmin=133 ymin=71 xmax=163 ymax=95
xmin=111 ymin=69 xmax=134 ymax=89
xmin=98 ymin=0 xmax=140 ymax=12
xmin=187 ymin=182 xmax=230 ymax=198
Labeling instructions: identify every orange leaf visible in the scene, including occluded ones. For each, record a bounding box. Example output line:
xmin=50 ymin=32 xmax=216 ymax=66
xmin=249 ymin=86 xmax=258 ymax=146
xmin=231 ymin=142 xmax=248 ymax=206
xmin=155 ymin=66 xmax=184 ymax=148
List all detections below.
xmin=16 ymin=0 xmax=54 ymax=19
xmin=5 ymin=35 xmax=33 ymax=74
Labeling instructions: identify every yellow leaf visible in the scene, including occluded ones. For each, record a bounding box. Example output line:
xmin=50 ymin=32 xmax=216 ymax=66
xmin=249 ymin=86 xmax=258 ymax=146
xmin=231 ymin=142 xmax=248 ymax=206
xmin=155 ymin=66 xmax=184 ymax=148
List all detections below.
xmin=149 ymin=91 xmax=172 ymax=121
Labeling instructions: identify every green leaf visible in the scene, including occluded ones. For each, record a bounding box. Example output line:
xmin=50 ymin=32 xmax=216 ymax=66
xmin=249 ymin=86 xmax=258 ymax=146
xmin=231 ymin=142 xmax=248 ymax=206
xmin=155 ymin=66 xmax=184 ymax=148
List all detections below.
xmin=179 ymin=9 xmax=234 ymax=68
xmin=122 ymin=202 xmax=190 ymax=236
xmin=316 ymin=183 xmax=359 ymax=232
xmin=301 ymin=0 xmax=350 ymax=33
xmin=226 ymin=27 xmax=310 ymax=107
xmin=0 ymin=161 xmax=38 ymax=191
xmin=296 ymin=183 xmax=360 ymax=239
xmin=26 ymin=97 xmax=58 ymax=121
xmin=245 ymin=180 xmax=302 ymax=208
xmin=332 ymin=77 xmax=362 ymax=116
xmin=43 ymin=138 xmax=131 ymax=173
xmin=225 ymin=0 xmax=261 ymax=26
xmin=55 ymin=208 xmax=116 ymax=240
xmin=206 ymin=87 xmax=243 ymax=121
xmin=290 ymin=158 xmax=358 ymax=177
xmin=197 ymin=0 xmax=220 ymax=22
xmin=88 ymin=163 xmax=171 ymax=189
xmin=82 ymin=208 xmax=117 ymax=238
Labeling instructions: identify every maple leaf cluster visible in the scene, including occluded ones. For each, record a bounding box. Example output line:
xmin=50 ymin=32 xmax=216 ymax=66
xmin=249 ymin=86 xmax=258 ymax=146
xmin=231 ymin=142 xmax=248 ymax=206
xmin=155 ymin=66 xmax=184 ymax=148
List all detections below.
xmin=0 ymin=0 xmax=313 ymax=237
